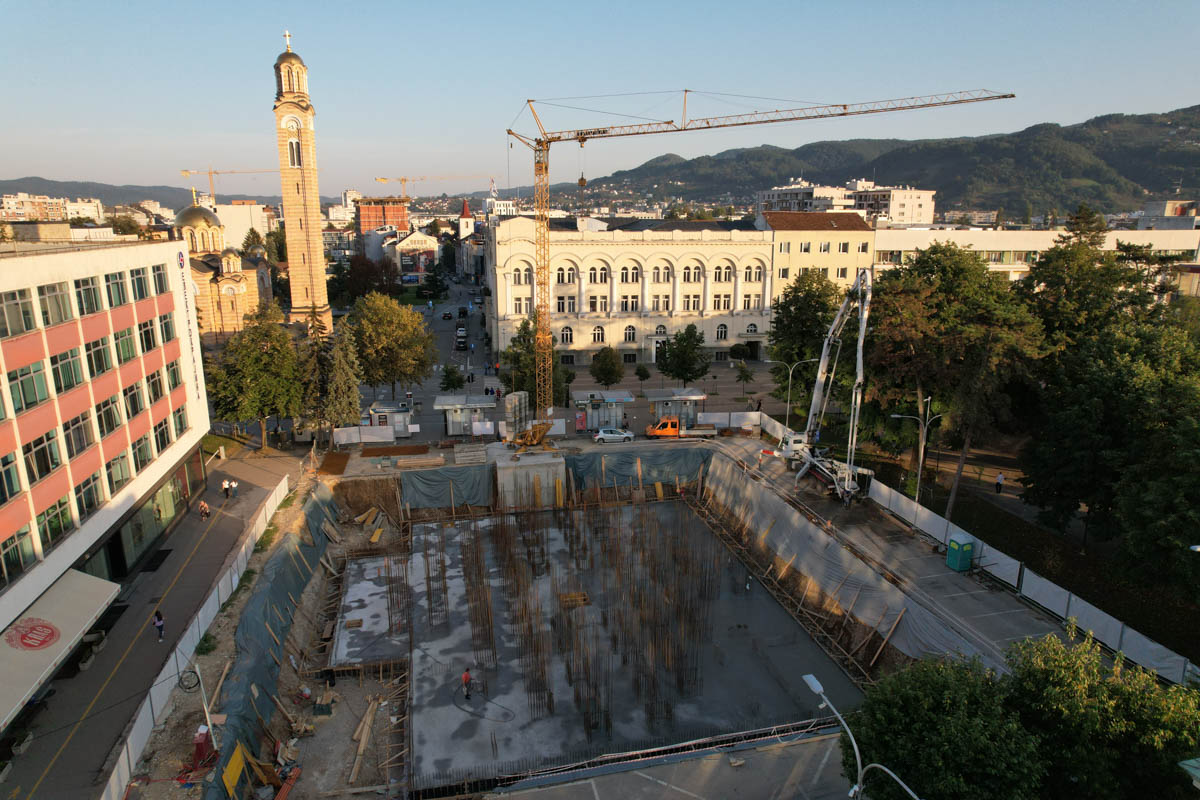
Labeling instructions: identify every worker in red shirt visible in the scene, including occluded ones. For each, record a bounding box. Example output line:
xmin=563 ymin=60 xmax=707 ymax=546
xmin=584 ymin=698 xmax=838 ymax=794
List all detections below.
xmin=462 ymin=668 xmax=472 ymax=700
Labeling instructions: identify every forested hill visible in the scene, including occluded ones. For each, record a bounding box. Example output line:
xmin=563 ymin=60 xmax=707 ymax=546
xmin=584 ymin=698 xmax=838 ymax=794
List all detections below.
xmin=594 ymin=105 xmax=1200 ymax=215
xmin=0 ymin=177 xmax=337 ymax=210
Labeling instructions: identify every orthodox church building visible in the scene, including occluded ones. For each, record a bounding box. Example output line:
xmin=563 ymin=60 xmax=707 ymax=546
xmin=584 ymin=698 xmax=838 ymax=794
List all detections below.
xmin=175 ymin=204 xmax=272 ymax=345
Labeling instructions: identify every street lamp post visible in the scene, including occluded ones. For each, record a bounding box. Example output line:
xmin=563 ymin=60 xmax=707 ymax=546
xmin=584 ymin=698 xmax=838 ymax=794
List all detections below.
xmin=764 ymin=358 xmax=818 ymax=434
xmin=891 ymin=397 xmax=943 ymax=505
xmin=802 ymin=674 xmax=924 ymax=800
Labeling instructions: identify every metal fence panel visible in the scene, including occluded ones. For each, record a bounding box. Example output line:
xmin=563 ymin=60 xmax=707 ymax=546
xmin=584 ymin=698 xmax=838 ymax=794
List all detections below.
xmin=1067 ymin=595 xmax=1123 ymax=649
xmin=978 ymin=544 xmax=1020 ymax=588
xmin=332 ymin=426 xmax=361 ymax=445
xmin=889 ymin=492 xmax=919 ymax=525
xmin=1021 ymin=569 xmax=1070 ymax=617
xmin=730 ymin=411 xmax=759 ymax=428
xmin=149 ymin=660 xmax=178 ymax=724
xmin=912 ymin=505 xmax=949 ymax=543
xmin=759 ymin=413 xmax=789 ymax=441
xmin=697 ymin=412 xmax=730 ymax=428
xmin=1120 ymin=628 xmax=1188 ymax=682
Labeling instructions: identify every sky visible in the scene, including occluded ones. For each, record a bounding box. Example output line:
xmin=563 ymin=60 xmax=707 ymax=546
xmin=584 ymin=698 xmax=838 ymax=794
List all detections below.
xmin=2 ymin=0 xmax=1199 ymax=200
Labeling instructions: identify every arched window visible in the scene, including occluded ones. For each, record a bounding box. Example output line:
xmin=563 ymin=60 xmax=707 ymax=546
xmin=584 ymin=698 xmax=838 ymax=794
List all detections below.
xmin=187 ymin=231 xmax=197 ymax=252
xmin=725 ymin=265 xmax=734 ymax=282
xmin=200 ymin=231 xmax=210 ymax=251
xmin=524 ymin=266 xmax=533 ymax=285
xmin=754 ymin=265 xmax=763 ymax=281
xmin=588 ymin=266 xmax=597 ymax=283
xmin=624 ymin=325 xmax=636 ymax=342
xmin=655 ymin=324 xmax=667 ymax=335
xmin=283 ymin=67 xmax=292 ymax=92
xmin=746 ymin=323 xmax=758 ymax=334
xmin=652 ymin=266 xmax=661 ymax=283
xmin=620 ymin=266 xmax=629 ymax=283
xmin=567 ymin=267 xmax=576 ymax=283
xmin=288 ymin=139 xmax=302 ymax=167
xmin=592 ymin=326 xmax=605 ymax=343
xmin=744 ymin=265 xmax=753 ymax=282
xmin=599 ymin=266 xmax=609 ymax=284
xmin=512 ymin=269 xmax=522 ymax=285
xmin=682 ymin=265 xmax=692 ymax=283
xmin=556 ymin=267 xmax=565 ymax=284
xmin=560 ymin=326 xmax=573 ymax=344
xmin=716 ymin=323 xmax=728 ymax=340
xmin=663 ymin=265 xmax=672 ymax=281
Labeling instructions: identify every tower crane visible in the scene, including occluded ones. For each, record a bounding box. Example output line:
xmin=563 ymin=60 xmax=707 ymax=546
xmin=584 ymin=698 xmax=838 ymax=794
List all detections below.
xmin=373 ymin=175 xmax=494 ymax=203
xmin=179 ymin=168 xmax=281 ymax=205
xmin=507 ymin=88 xmax=1015 ymax=437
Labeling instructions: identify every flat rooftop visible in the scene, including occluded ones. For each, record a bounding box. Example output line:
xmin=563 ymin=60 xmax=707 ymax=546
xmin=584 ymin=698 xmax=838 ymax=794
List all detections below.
xmin=339 ymin=501 xmax=864 ymax=790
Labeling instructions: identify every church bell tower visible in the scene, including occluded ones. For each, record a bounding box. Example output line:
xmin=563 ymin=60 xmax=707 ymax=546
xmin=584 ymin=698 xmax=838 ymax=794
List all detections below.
xmin=273 ymin=31 xmax=331 ymax=330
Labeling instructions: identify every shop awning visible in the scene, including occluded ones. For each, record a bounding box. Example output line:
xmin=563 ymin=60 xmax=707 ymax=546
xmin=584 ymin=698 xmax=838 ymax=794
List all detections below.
xmin=0 ymin=569 xmax=120 ymax=730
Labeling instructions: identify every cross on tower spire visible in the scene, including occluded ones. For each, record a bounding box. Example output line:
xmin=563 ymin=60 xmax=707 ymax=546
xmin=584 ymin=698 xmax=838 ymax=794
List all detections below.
xmin=283 ymin=30 xmax=292 ymax=52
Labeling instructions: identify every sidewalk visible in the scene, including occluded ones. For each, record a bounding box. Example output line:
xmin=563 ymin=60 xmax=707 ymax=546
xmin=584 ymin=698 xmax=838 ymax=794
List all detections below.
xmin=8 ymin=447 xmax=302 ymax=800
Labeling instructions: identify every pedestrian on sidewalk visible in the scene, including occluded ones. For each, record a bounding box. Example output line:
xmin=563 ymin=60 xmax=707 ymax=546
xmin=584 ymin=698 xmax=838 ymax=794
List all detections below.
xmin=462 ymin=668 xmax=472 ymax=700
xmin=231 ymin=480 xmax=239 ymax=498
xmin=756 ymin=398 xmax=763 ymax=412
xmin=995 ymin=472 xmax=1005 ymax=495
xmin=199 ymin=500 xmax=210 ymax=520
xmin=222 ymin=479 xmax=230 ymax=499
xmin=152 ymin=610 xmax=164 ymax=642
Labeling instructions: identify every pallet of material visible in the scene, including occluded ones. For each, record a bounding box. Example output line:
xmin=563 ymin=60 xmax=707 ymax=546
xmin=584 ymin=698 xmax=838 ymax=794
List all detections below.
xmin=392 ymin=454 xmax=446 ymax=469
xmin=354 ymin=507 xmax=379 ymax=525
xmin=320 ymin=520 xmax=343 ymax=544
xmin=453 ymin=443 xmax=488 ymax=466
xmin=369 ymin=527 xmax=383 ymax=544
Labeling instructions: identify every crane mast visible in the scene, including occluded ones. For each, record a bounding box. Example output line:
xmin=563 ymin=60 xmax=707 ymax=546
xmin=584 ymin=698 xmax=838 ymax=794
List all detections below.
xmin=507 ymin=88 xmax=1014 ymax=435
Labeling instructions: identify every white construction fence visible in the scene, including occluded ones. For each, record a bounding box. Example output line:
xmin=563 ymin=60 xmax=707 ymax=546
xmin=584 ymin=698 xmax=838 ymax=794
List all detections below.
xmin=98 ymin=475 xmax=291 ymax=800
xmin=868 ymin=478 xmax=1198 ymax=684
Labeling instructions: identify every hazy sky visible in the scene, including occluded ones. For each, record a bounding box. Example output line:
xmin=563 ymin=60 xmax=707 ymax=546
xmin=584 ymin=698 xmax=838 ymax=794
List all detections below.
xmin=3 ymin=0 xmax=1198 ymax=199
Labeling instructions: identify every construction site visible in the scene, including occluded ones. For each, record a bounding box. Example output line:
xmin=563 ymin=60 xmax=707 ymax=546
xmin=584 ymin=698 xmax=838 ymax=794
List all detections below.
xmin=133 ymin=438 xmax=976 ymax=800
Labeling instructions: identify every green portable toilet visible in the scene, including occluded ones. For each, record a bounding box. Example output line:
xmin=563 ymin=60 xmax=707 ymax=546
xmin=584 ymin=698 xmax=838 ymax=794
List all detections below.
xmin=946 ymin=532 xmax=975 ymax=572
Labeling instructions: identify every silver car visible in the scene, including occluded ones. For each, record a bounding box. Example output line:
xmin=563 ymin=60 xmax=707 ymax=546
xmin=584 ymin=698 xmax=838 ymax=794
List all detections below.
xmin=593 ymin=427 xmax=633 ymax=443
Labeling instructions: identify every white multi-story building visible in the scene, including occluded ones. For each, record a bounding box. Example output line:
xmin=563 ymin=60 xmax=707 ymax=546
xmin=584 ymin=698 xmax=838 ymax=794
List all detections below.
xmin=484 ymin=197 xmax=517 ymax=217
xmin=873 ymin=228 xmax=1200 ymax=282
xmin=210 ymin=201 xmax=270 ymax=250
xmin=757 ymin=180 xmax=935 ymax=227
xmin=485 ymin=213 xmax=875 ymax=364
xmin=0 ymin=238 xmax=210 ymax=730
xmin=64 ymin=198 xmax=104 ymax=222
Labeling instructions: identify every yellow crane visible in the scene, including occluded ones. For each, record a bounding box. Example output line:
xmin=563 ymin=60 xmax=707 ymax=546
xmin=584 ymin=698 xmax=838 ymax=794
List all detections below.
xmin=179 ymin=167 xmax=281 ymax=205
xmin=507 ymin=89 xmax=1015 ymax=428
xmin=373 ymin=174 xmax=494 ymax=203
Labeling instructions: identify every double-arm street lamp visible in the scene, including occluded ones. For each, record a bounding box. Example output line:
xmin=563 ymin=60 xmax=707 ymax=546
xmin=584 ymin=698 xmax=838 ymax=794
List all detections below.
xmin=890 ymin=396 xmax=943 ymax=505
xmin=764 ymin=358 xmax=819 ymax=434
xmin=802 ymin=673 xmax=924 ymax=800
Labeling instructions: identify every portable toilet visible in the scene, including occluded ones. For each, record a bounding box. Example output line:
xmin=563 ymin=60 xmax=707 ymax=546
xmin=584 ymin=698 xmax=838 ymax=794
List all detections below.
xmin=946 ymin=531 xmax=975 ymax=572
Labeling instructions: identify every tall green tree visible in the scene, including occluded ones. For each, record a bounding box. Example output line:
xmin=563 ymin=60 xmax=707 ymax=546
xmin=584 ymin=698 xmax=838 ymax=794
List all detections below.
xmin=205 ymin=303 xmax=301 ymax=449
xmin=634 ymin=363 xmax=650 ymax=393
xmin=589 ymin=346 xmax=624 ymax=388
xmin=656 ymin=324 xmax=711 ymax=387
xmin=1062 ymin=203 xmax=1107 ymax=247
xmin=498 ymin=318 xmax=573 ymax=407
xmin=869 ymin=244 xmax=1043 ymax=516
xmin=241 ymin=227 xmax=265 ymax=252
xmin=349 ymin=292 xmax=435 ymax=399
xmin=297 ymin=308 xmax=328 ymax=434
xmin=106 ymin=214 xmax=141 ymax=236
xmin=767 ymin=270 xmax=841 ymax=400
xmin=734 ymin=360 xmax=754 ymax=395
xmin=265 ymin=228 xmax=287 ymax=263
xmin=322 ymin=324 xmax=364 ymax=440
xmin=1006 ymin=625 xmax=1200 ymax=800
xmin=439 ymin=363 xmax=465 ymax=392
xmin=843 ymin=658 xmax=1042 ymax=800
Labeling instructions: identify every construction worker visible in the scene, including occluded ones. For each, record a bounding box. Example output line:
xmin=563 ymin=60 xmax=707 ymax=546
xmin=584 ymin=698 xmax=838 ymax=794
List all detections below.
xmin=462 ymin=668 xmax=472 ymax=700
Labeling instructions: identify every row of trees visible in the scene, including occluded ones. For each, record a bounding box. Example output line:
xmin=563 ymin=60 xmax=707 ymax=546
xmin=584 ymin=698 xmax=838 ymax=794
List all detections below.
xmin=768 ymin=205 xmax=1199 ymax=595
xmin=206 ymin=292 xmax=436 ymax=445
xmin=850 ymin=626 xmax=1200 ymax=800
xmin=327 ymin=243 xmax=454 ymax=308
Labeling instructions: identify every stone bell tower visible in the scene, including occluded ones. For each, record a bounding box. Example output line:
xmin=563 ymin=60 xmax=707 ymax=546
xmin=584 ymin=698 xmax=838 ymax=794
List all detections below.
xmin=272 ymin=31 xmax=331 ymax=330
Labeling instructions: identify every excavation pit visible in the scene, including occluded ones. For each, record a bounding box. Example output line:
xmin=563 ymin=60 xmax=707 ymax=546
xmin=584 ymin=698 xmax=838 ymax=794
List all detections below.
xmin=330 ymin=500 xmax=861 ymax=790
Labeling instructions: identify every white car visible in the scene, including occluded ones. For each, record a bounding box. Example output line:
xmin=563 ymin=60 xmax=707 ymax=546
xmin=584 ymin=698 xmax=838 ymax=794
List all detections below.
xmin=593 ymin=428 xmax=633 ymax=443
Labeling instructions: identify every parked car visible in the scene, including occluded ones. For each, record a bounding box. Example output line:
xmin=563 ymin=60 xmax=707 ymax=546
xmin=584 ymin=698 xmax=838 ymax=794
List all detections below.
xmin=593 ymin=427 xmax=634 ymax=444
xmin=455 ymin=337 xmax=468 ymax=351
xmin=456 ymin=326 xmax=467 ymax=337
xmin=457 ymin=306 xmax=468 ymax=318
xmin=441 ymin=311 xmax=454 ymax=320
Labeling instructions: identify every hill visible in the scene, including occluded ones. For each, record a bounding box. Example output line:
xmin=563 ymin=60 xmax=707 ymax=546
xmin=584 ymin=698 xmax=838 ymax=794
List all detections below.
xmin=590 ymin=105 xmax=1200 ymax=214
xmin=0 ymin=177 xmax=338 ymax=211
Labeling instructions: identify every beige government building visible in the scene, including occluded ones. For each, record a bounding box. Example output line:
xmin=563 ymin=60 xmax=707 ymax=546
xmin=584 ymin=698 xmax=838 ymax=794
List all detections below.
xmin=483 ymin=212 xmax=1200 ymax=366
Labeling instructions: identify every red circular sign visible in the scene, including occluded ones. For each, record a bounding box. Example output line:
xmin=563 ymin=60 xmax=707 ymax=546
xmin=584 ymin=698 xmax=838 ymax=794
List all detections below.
xmin=6 ymin=618 xmax=60 ymax=651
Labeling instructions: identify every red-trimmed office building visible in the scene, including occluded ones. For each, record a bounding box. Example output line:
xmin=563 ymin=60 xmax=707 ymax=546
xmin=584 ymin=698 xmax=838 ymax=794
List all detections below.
xmin=0 ymin=238 xmax=210 ymax=730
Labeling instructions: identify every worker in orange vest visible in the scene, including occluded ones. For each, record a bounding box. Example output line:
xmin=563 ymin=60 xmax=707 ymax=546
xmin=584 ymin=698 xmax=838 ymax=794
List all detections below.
xmin=462 ymin=668 xmax=472 ymax=700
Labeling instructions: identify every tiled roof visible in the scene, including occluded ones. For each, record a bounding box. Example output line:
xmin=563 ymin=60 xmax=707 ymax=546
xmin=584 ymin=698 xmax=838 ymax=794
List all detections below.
xmin=762 ymin=212 xmax=873 ymax=232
